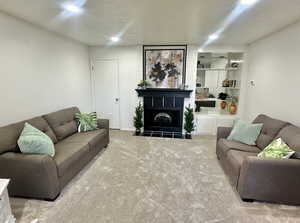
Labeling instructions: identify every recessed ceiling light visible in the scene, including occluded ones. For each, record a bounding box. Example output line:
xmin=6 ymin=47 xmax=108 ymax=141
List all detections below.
xmin=209 ymin=34 xmax=219 ymax=40
xmin=240 ymin=0 xmax=259 ymax=5
xmin=63 ymin=4 xmax=82 ymax=13
xmin=111 ymin=36 xmax=120 ymax=42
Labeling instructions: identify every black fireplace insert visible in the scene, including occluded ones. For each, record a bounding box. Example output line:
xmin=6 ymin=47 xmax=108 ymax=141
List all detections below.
xmin=136 ymin=88 xmax=193 ymax=137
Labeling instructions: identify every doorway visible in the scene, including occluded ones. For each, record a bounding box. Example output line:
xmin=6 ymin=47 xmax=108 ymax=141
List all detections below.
xmin=92 ymin=59 xmax=120 ymax=129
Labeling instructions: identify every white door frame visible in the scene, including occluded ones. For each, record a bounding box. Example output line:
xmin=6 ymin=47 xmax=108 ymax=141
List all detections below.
xmin=91 ymin=59 xmax=121 ymax=129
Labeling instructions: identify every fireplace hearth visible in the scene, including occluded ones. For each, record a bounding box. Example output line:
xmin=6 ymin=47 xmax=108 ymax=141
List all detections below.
xmin=136 ymin=88 xmax=193 ymax=138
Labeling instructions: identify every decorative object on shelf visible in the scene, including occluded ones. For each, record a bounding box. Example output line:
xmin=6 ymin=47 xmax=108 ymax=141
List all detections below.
xmin=143 ymin=45 xmax=187 ymax=88
xmin=222 ymin=79 xmax=230 ymax=87
xmin=231 ymin=62 xmax=239 ymax=68
xmin=184 ymin=105 xmax=195 ymax=139
xmin=229 ymin=103 xmax=237 ymax=115
xmin=197 ymin=88 xmax=209 ymax=99
xmin=233 ymin=80 xmax=237 ymax=88
xmin=134 ymin=101 xmax=144 ymax=135
xmin=229 ymin=96 xmax=238 ymax=115
xmin=222 ymin=79 xmax=238 ymax=88
xmin=179 ymin=84 xmax=189 ymax=90
xmin=197 ymin=60 xmax=201 ymax=68
xmin=137 ymin=80 xmax=152 ymax=89
xmin=220 ymin=101 xmax=227 ymax=110
xmin=218 ymin=92 xmax=228 ymax=100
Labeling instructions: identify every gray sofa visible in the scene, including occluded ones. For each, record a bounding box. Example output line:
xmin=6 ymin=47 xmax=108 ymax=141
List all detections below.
xmin=0 ymin=107 xmax=109 ymax=200
xmin=217 ymin=114 xmax=300 ymax=205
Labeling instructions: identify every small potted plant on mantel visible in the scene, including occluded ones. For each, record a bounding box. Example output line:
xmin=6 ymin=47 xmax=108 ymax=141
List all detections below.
xmin=137 ymin=80 xmax=152 ymax=89
xmin=184 ymin=105 xmax=195 ymax=139
xmin=134 ymin=101 xmax=143 ymax=136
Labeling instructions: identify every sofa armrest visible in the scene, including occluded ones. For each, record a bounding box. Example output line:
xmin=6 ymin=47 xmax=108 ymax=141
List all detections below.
xmin=238 ymin=156 xmax=300 ymax=204
xmin=217 ymin=127 xmax=232 ymax=141
xmin=0 ymin=152 xmax=60 ymax=200
xmin=97 ymin=119 xmax=109 ymax=130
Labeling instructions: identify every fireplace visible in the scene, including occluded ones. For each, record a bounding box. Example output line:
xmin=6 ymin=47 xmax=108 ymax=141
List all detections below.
xmin=145 ymin=109 xmax=181 ymax=131
xmin=136 ymin=88 xmax=193 ymax=137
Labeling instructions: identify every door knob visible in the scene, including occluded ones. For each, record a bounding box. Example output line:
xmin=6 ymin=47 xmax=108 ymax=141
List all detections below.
xmin=115 ymin=98 xmax=119 ymax=102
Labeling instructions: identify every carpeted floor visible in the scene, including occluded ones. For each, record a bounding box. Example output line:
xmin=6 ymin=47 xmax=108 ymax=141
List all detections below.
xmin=11 ymin=130 xmax=300 ymax=223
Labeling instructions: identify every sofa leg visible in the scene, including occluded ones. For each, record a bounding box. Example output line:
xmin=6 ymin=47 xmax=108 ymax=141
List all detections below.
xmin=242 ymin=198 xmax=254 ymax=203
xmin=44 ymin=193 xmax=60 ymax=202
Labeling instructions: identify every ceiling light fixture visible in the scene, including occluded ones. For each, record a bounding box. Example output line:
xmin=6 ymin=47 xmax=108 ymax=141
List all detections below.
xmin=240 ymin=0 xmax=259 ymax=5
xmin=209 ymin=34 xmax=219 ymax=40
xmin=111 ymin=36 xmax=120 ymax=42
xmin=63 ymin=4 xmax=82 ymax=13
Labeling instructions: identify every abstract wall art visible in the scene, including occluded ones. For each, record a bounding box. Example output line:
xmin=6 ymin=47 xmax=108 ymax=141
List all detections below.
xmin=143 ymin=45 xmax=187 ymax=88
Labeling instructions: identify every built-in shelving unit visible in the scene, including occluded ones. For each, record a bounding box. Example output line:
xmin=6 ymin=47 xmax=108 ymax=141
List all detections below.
xmin=193 ymin=52 xmax=244 ymax=135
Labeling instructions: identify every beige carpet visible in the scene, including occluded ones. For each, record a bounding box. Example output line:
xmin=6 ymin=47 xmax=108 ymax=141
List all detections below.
xmin=11 ymin=131 xmax=300 ymax=223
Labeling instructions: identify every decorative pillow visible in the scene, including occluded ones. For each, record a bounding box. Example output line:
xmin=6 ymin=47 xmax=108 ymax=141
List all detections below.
xmin=258 ymin=138 xmax=295 ymax=159
xmin=227 ymin=120 xmax=263 ymax=146
xmin=75 ymin=112 xmax=98 ymax=132
xmin=17 ymin=123 xmax=55 ymax=157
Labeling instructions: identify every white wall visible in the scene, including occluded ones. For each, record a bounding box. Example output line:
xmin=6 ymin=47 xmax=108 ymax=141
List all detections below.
xmin=243 ymin=21 xmax=300 ymax=125
xmin=0 ymin=12 xmax=92 ymax=126
xmin=89 ymin=45 xmax=198 ymax=130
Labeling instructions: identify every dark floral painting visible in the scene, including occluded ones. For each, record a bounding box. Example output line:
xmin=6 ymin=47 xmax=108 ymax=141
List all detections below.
xmin=144 ymin=47 xmax=186 ymax=88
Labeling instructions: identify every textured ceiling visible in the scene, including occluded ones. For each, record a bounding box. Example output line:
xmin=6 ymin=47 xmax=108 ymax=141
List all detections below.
xmin=1 ymin=0 xmax=300 ymax=46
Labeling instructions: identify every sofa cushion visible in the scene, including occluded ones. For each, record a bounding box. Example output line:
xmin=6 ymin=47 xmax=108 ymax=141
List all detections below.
xmin=258 ymin=138 xmax=295 ymax=159
xmin=217 ymin=138 xmax=261 ymax=159
xmin=43 ymin=107 xmax=80 ymax=141
xmin=63 ymin=129 xmax=107 ymax=150
xmin=18 ymin=123 xmax=55 ymax=157
xmin=276 ymin=125 xmax=300 ymax=158
xmin=226 ymin=150 xmax=257 ymax=186
xmin=0 ymin=117 xmax=57 ymax=154
xmin=227 ymin=120 xmax=263 ymax=146
xmin=76 ymin=112 xmax=98 ymax=132
xmin=54 ymin=141 xmax=89 ymax=177
xmin=253 ymin=114 xmax=288 ymax=149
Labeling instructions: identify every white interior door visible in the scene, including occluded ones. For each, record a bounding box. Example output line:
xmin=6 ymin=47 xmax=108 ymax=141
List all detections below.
xmin=93 ymin=59 xmax=120 ymax=129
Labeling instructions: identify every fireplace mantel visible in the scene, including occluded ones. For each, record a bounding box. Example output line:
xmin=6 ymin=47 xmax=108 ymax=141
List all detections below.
xmin=135 ymin=88 xmax=193 ymax=98
xmin=135 ymin=88 xmax=193 ymax=136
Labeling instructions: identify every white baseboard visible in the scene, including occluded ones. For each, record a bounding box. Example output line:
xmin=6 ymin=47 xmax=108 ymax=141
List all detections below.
xmin=120 ymin=128 xmax=135 ymax=131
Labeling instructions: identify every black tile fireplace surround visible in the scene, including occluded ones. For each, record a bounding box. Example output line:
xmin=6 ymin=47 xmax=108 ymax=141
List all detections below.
xmin=136 ymin=88 xmax=193 ymax=137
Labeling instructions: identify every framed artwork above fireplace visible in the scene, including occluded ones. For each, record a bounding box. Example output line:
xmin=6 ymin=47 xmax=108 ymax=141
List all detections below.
xmin=143 ymin=45 xmax=187 ymax=89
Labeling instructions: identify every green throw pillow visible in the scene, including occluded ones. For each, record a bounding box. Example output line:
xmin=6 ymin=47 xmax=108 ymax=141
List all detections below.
xmin=227 ymin=120 xmax=263 ymax=146
xmin=76 ymin=112 xmax=98 ymax=132
xmin=17 ymin=123 xmax=55 ymax=157
xmin=258 ymin=138 xmax=295 ymax=159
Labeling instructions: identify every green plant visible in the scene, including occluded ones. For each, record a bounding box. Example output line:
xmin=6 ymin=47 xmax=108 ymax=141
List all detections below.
xmin=134 ymin=101 xmax=144 ymax=132
xmin=137 ymin=80 xmax=152 ymax=88
xmin=184 ymin=105 xmax=195 ymax=134
xmin=75 ymin=112 xmax=98 ymax=132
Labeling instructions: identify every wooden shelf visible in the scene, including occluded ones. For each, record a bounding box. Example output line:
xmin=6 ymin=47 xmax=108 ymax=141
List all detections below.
xmin=196 ymin=86 xmax=240 ymax=90
xmin=197 ymin=68 xmax=238 ymax=71
xmin=221 ymin=87 xmax=240 ymax=90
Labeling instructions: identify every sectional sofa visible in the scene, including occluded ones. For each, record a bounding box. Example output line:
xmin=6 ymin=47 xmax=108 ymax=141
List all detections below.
xmin=217 ymin=114 xmax=300 ymax=205
xmin=0 ymin=107 xmax=109 ymax=200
